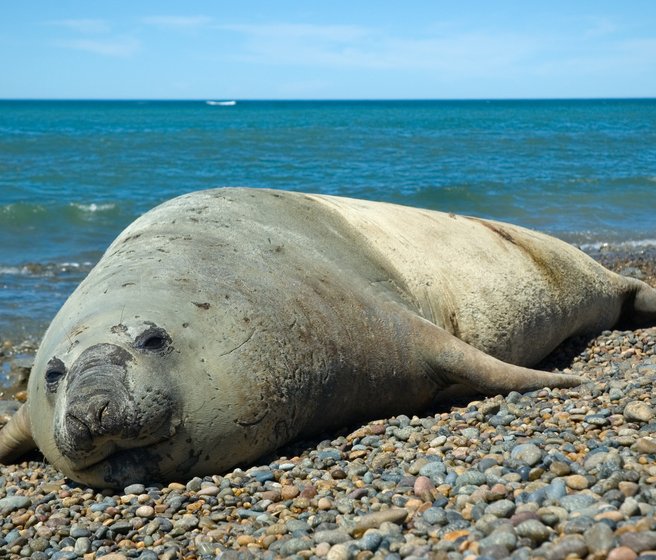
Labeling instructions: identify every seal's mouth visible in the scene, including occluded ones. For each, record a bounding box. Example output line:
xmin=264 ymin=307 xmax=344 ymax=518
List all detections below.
xmin=67 ymin=435 xmax=173 ymax=488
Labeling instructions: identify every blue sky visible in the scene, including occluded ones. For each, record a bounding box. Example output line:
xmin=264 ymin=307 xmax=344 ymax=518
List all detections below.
xmin=2 ymin=1 xmax=655 ymax=99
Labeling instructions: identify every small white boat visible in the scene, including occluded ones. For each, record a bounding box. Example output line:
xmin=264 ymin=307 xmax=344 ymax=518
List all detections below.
xmin=206 ymin=100 xmax=237 ymax=106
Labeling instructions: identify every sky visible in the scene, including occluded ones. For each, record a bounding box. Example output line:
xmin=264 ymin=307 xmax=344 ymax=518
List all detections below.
xmin=1 ymin=1 xmax=655 ymax=100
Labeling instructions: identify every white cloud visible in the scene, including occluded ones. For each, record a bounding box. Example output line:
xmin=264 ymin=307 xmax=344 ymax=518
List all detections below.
xmin=143 ymin=16 xmax=214 ymax=29
xmin=220 ymin=22 xmax=537 ymax=77
xmin=582 ymin=16 xmax=619 ymax=39
xmin=45 ymin=19 xmax=111 ymax=35
xmin=221 ymin=23 xmax=369 ymax=43
xmin=56 ymin=37 xmax=140 ymax=57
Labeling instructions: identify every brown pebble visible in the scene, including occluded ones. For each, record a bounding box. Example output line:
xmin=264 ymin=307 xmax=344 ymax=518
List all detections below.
xmin=619 ymin=481 xmax=640 ymax=497
xmin=259 ymin=534 xmax=277 ymax=549
xmin=330 ymin=467 xmax=347 ymax=480
xmin=300 ymin=484 xmax=317 ymax=499
xmin=281 ymin=485 xmax=300 ymax=500
xmin=259 ymin=490 xmax=281 ymax=502
xmin=443 ymin=529 xmax=470 ymax=542
xmin=607 ymin=546 xmax=638 ymax=560
xmin=623 ymin=401 xmax=655 ymax=422
xmin=197 ymin=485 xmax=220 ymax=496
xmin=351 ymin=508 xmax=408 ymax=536
xmin=565 ymin=474 xmax=589 ymax=490
xmin=413 ymin=475 xmax=435 ymax=498
xmin=550 ymin=461 xmax=571 ymax=476
xmin=135 ymin=505 xmax=155 ymax=518
xmin=596 ymin=510 xmax=625 ymax=523
xmin=404 ymin=498 xmax=424 ymax=511
xmin=635 ymin=437 xmax=656 ymax=454
xmin=488 ymin=483 xmax=507 ymax=499
xmin=369 ymin=424 xmax=386 ymax=435
xmin=510 ymin=511 xmax=540 ymax=526
xmin=318 ymin=497 xmax=333 ymax=510
xmin=237 ymin=534 xmax=256 ymax=546
xmin=97 ymin=554 xmax=128 ymax=560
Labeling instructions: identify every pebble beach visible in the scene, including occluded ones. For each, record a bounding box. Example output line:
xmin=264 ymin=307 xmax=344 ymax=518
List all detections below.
xmin=1 ymin=247 xmax=655 ymax=560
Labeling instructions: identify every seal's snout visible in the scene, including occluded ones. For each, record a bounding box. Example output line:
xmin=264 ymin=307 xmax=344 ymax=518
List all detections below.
xmin=63 ymin=392 xmax=130 ymax=454
xmin=56 ymin=343 xmax=137 ymax=462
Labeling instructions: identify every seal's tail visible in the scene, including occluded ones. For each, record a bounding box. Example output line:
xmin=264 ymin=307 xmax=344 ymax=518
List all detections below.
xmin=0 ymin=404 xmax=35 ymax=463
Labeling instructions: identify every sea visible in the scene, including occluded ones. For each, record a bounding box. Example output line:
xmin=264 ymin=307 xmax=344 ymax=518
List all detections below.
xmin=1 ymin=98 xmax=656 ymax=341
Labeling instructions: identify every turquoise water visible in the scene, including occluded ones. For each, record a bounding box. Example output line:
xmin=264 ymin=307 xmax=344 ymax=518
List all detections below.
xmin=1 ymin=99 xmax=656 ymax=339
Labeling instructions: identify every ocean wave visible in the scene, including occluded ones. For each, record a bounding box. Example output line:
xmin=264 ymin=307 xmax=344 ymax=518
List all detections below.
xmin=0 ymin=200 xmax=124 ymax=228
xmin=0 ymin=261 xmax=94 ymax=278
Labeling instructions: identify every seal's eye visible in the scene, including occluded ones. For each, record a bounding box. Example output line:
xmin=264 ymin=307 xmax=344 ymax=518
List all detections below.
xmin=45 ymin=357 xmax=67 ymax=392
xmin=141 ymin=335 xmax=166 ymax=351
xmin=135 ymin=326 xmax=171 ymax=353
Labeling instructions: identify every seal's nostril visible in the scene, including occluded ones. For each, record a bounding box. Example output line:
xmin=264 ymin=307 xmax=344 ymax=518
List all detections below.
xmin=65 ymin=413 xmax=93 ymax=451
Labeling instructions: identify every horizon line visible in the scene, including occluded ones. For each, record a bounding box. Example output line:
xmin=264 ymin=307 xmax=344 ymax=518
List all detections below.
xmin=1 ymin=96 xmax=655 ymax=102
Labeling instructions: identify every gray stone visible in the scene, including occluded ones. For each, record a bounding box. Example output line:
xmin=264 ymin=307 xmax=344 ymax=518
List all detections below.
xmin=124 ymin=483 xmax=146 ymax=495
xmin=70 ymin=525 xmax=92 ymax=538
xmin=619 ymin=530 xmax=656 ymax=553
xmin=313 ymin=529 xmax=351 ymax=545
xmin=279 ymin=536 xmax=313 ymax=556
xmin=515 ymin=519 xmax=551 ymax=543
xmin=584 ymin=523 xmax=614 ymax=555
xmin=418 ymin=461 xmax=446 ymax=482
xmin=624 ymin=401 xmax=655 ymax=422
xmin=456 ymin=470 xmax=487 ymax=487
xmin=511 ymin=443 xmax=543 ymax=467
xmin=489 ymin=413 xmax=515 ymax=427
xmin=559 ymin=494 xmax=597 ymax=513
xmin=422 ymin=507 xmax=447 ymax=526
xmin=479 ymin=528 xmax=518 ymax=550
xmin=544 ymin=534 xmax=587 ymax=560
xmin=74 ymin=537 xmax=91 ymax=555
xmin=485 ymin=499 xmax=516 ymax=518
xmin=0 ymin=495 xmax=31 ymax=514
xmin=358 ymin=529 xmax=383 ymax=551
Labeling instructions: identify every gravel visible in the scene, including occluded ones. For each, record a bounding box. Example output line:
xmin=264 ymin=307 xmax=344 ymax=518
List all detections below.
xmin=1 ymin=247 xmax=655 ymax=559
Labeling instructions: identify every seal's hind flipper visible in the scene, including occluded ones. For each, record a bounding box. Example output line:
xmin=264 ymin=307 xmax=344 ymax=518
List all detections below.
xmin=626 ymin=278 xmax=656 ymax=327
xmin=0 ymin=404 xmax=35 ymax=463
xmin=410 ymin=315 xmax=582 ymax=396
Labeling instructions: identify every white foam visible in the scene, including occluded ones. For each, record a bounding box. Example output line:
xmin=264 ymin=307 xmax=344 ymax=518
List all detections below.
xmin=577 ymin=239 xmax=656 ymax=252
xmin=70 ymin=202 xmax=116 ymax=213
xmin=0 ymin=261 xmax=94 ymax=277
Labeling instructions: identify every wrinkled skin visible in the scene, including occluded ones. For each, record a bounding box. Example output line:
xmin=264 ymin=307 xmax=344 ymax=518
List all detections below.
xmin=1 ymin=188 xmax=655 ymax=488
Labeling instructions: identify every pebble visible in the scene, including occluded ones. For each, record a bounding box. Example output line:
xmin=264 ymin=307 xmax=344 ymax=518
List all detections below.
xmin=0 ymin=495 xmax=31 ymax=514
xmin=624 ymin=401 xmax=655 ymax=422
xmin=585 ymin=522 xmax=615 ymax=555
xmin=0 ymin=253 xmax=656 ymax=559
xmin=608 ymin=546 xmax=639 ymax=560
xmin=135 ymin=505 xmax=155 ymax=518
xmin=511 ymin=443 xmax=543 ymax=466
xmin=564 ymin=474 xmax=589 ymax=490
xmin=351 ymin=508 xmax=408 ymax=536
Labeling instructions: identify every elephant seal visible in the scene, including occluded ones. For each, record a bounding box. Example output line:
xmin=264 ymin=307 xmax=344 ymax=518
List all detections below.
xmin=1 ymin=187 xmax=655 ymax=488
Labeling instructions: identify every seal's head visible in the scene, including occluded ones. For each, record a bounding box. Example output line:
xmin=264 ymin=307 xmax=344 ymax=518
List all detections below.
xmin=27 ymin=293 xmax=279 ymax=488
xmin=30 ymin=318 xmax=183 ymax=487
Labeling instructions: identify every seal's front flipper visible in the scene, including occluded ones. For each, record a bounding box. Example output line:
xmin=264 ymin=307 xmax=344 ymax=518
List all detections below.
xmin=410 ymin=316 xmax=582 ymax=395
xmin=0 ymin=404 xmax=35 ymax=463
